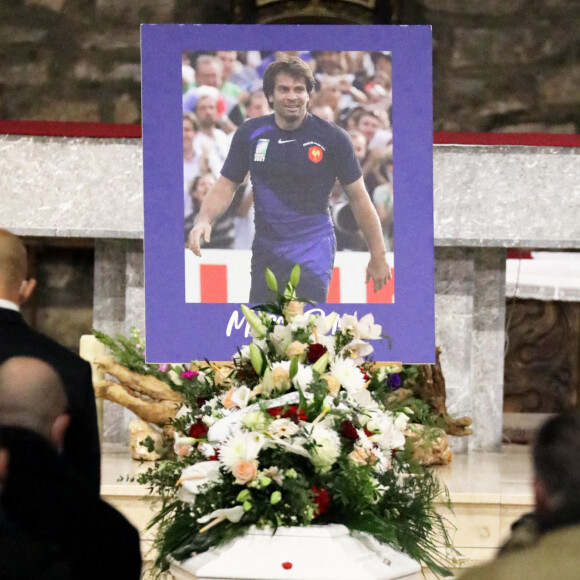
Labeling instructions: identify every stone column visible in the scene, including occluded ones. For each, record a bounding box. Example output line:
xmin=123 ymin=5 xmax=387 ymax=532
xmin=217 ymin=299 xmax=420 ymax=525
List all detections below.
xmin=435 ymin=247 xmax=474 ymax=454
xmin=93 ymin=239 xmax=135 ymax=449
xmin=469 ymin=247 xmax=507 ymax=452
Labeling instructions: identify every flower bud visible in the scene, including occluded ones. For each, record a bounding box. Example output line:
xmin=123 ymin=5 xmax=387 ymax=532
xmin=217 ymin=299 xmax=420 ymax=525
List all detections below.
xmin=311 ymin=351 xmax=329 ymax=375
xmin=265 ymin=268 xmax=278 ymax=293
xmin=289 ymin=264 xmax=301 ymax=288
xmin=289 ymin=355 xmax=299 ymax=379
xmin=243 ymin=501 xmax=253 ymax=511
xmin=237 ymin=489 xmax=251 ymax=502
xmin=249 ymin=342 xmax=264 ymax=375
xmin=260 ymin=476 xmax=272 ymax=487
xmin=241 ymin=304 xmax=266 ymax=339
xmin=270 ymin=491 xmax=282 ymax=505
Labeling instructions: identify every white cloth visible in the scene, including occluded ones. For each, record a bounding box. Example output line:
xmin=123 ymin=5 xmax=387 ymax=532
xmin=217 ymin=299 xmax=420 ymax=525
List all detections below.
xmin=0 ymin=298 xmax=19 ymax=312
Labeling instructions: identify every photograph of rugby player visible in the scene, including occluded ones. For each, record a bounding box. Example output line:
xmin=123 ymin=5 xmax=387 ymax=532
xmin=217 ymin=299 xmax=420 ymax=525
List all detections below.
xmin=183 ymin=50 xmax=394 ymax=303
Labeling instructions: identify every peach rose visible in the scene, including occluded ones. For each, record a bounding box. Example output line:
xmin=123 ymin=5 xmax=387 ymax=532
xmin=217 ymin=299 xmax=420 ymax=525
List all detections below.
xmin=348 ymin=445 xmax=377 ymax=466
xmin=214 ymin=368 xmax=229 ymax=386
xmin=283 ymin=300 xmax=304 ymax=322
xmin=321 ymin=374 xmax=340 ymax=396
xmin=272 ymin=366 xmax=291 ymax=391
xmin=175 ymin=443 xmax=192 ymax=457
xmin=232 ymin=459 xmax=258 ymax=485
xmin=286 ymin=340 xmax=308 ymax=359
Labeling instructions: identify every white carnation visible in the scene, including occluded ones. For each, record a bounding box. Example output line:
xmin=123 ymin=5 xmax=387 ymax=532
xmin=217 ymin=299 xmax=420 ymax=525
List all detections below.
xmin=329 ymin=357 xmax=366 ymax=395
xmin=293 ymin=364 xmax=314 ymax=391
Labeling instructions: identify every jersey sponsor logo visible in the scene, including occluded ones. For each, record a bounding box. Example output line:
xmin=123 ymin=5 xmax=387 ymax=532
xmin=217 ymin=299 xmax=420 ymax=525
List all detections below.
xmin=308 ymin=145 xmax=323 ymax=163
xmin=254 ymin=139 xmax=270 ymax=162
xmin=278 ymin=138 xmax=295 ymax=144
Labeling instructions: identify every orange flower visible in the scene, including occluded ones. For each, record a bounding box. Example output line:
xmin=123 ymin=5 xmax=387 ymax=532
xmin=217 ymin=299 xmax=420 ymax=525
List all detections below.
xmin=222 ymin=387 xmax=236 ymax=409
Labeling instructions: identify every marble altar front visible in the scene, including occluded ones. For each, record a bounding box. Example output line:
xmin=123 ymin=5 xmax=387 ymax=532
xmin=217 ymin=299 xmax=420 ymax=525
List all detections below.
xmin=1 ymin=133 xmax=579 ymax=452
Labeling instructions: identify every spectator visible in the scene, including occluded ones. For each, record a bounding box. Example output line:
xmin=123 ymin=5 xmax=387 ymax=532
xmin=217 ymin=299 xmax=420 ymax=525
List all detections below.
xmin=460 ymin=412 xmax=580 ymax=580
xmin=182 ymin=52 xmax=195 ymax=93
xmin=0 ymin=229 xmax=100 ymax=493
xmin=183 ymin=112 xmax=223 ymax=214
xmin=348 ymin=129 xmax=368 ymax=164
xmin=217 ymin=50 xmax=258 ymax=92
xmin=310 ymin=104 xmax=335 ymax=123
xmin=312 ymin=51 xmax=345 ymax=76
xmin=0 ymin=356 xmax=142 ymax=580
xmin=355 ymin=108 xmax=392 ymax=154
xmin=185 ymin=173 xmax=237 ymax=249
xmin=244 ymin=89 xmax=269 ymax=119
xmin=183 ymin=112 xmax=202 ymax=217
xmin=194 ymin=88 xmax=232 ymax=167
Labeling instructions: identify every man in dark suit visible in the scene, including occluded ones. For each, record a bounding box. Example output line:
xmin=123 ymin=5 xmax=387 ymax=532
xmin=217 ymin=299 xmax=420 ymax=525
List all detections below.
xmin=0 ymin=356 xmax=142 ymax=580
xmin=0 ymin=229 xmax=100 ymax=493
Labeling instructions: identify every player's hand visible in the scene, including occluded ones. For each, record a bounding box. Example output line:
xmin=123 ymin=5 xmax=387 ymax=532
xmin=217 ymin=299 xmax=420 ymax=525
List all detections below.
xmin=366 ymin=253 xmax=392 ymax=292
xmin=188 ymin=221 xmax=212 ymax=257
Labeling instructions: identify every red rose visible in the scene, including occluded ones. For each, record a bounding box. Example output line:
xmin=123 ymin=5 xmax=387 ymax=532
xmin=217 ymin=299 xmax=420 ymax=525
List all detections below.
xmin=340 ymin=420 xmax=358 ymax=441
xmin=312 ymin=486 xmax=330 ymax=516
xmin=307 ymin=343 xmax=328 ymax=364
xmin=188 ymin=418 xmax=209 ymax=439
xmin=267 ymin=405 xmax=306 ymax=422
xmin=207 ymin=447 xmax=219 ymax=461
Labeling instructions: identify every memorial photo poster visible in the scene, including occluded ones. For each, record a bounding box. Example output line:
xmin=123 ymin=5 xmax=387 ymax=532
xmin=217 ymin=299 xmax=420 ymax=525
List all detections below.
xmin=142 ymin=24 xmax=434 ymax=363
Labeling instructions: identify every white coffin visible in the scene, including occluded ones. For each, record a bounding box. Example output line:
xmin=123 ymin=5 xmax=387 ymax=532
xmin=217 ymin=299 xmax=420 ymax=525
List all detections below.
xmin=169 ymin=524 xmax=422 ymax=580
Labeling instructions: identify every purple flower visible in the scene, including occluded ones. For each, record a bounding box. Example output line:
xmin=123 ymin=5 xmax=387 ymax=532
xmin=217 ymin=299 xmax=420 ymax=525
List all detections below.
xmin=181 ymin=370 xmax=199 ymax=380
xmin=387 ymin=373 xmax=402 ymax=390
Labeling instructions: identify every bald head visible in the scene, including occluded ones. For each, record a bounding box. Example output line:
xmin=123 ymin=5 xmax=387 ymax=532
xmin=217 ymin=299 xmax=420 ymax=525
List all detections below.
xmin=0 ymin=229 xmax=28 ymax=300
xmin=0 ymin=229 xmax=35 ymax=304
xmin=0 ymin=357 xmax=69 ymax=444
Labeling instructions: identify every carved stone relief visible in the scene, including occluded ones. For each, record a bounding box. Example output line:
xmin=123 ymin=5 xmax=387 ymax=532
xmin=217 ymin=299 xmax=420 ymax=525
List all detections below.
xmin=504 ymin=299 xmax=580 ymax=413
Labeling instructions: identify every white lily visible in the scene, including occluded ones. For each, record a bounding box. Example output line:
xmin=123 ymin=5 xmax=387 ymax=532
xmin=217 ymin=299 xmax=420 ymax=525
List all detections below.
xmin=177 ymin=462 xmax=221 ymax=503
xmin=231 ymin=385 xmax=252 ymax=409
xmin=198 ymin=506 xmax=245 ymax=532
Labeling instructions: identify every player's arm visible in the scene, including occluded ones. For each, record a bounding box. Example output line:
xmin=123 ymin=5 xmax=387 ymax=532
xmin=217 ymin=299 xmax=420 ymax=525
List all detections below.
xmin=188 ymin=175 xmax=239 ymax=256
xmin=342 ymin=176 xmax=392 ymax=292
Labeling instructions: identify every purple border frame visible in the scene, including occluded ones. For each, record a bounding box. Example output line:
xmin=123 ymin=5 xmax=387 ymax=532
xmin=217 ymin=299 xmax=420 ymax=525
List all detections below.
xmin=142 ymin=24 xmax=434 ymax=363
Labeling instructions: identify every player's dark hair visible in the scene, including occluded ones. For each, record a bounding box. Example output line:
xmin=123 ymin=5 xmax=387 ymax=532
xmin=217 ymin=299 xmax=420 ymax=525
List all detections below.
xmin=263 ymin=55 xmax=316 ymax=102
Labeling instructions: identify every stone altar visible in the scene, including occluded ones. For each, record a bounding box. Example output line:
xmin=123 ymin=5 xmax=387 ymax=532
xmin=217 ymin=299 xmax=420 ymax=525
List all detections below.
xmin=1 ymin=133 xmax=579 ymax=452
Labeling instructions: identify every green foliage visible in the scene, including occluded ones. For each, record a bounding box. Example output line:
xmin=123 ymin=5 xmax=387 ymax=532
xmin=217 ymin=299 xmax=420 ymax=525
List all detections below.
xmin=104 ymin=268 xmax=460 ymax=578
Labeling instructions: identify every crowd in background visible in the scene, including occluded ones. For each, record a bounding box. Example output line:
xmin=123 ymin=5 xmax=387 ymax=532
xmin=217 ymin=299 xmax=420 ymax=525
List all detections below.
xmin=182 ymin=50 xmax=393 ymax=253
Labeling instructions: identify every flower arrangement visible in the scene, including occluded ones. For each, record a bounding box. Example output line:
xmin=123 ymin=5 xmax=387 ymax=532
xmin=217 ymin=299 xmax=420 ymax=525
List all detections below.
xmin=95 ymin=266 xmax=458 ymax=577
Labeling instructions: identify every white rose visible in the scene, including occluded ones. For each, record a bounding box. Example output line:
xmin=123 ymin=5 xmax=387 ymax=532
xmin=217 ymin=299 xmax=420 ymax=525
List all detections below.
xmin=308 ymin=425 xmax=341 ymax=473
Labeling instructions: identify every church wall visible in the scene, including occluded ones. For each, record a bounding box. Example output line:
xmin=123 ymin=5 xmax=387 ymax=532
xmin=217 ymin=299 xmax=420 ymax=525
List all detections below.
xmin=0 ymin=1 xmax=578 ymax=133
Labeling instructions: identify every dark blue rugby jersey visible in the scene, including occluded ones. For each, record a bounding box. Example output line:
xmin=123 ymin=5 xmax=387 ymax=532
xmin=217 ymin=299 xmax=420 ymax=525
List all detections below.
xmin=220 ymin=113 xmax=362 ymax=241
